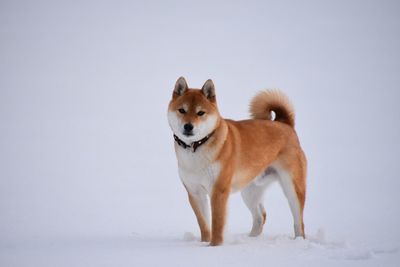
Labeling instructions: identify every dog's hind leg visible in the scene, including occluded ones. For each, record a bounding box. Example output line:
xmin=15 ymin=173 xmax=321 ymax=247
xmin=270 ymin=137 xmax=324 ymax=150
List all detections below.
xmin=275 ymin=162 xmax=306 ymax=238
xmin=241 ymin=183 xmax=266 ymax=237
xmin=241 ymin=168 xmax=276 ymax=237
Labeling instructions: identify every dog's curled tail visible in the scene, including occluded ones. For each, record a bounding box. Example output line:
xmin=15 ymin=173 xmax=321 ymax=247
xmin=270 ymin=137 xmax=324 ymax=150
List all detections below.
xmin=249 ymin=89 xmax=295 ymax=128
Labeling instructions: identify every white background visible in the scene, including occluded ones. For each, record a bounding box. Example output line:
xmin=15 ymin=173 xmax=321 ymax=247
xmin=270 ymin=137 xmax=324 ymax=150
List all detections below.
xmin=1 ymin=0 xmax=399 ymax=266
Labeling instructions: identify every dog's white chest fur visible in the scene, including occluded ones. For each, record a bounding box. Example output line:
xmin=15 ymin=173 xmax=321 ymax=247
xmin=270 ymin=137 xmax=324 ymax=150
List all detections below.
xmin=175 ymin=145 xmax=220 ymax=195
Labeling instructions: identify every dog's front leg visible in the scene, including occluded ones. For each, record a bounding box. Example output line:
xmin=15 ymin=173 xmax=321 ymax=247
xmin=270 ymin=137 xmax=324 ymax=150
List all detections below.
xmin=210 ymin=177 xmax=231 ymax=246
xmin=187 ymin=189 xmax=211 ymax=242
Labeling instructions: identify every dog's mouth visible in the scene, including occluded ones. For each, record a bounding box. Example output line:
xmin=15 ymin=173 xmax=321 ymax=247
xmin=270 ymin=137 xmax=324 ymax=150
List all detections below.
xmin=183 ymin=131 xmax=194 ymax=137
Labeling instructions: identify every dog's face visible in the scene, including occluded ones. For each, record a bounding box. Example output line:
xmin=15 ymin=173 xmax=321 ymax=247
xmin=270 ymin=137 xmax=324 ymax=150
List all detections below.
xmin=168 ymin=77 xmax=220 ymax=143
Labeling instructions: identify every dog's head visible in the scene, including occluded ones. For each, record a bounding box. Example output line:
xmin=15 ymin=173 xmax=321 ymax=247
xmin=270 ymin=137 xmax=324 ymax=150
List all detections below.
xmin=168 ymin=77 xmax=220 ymax=143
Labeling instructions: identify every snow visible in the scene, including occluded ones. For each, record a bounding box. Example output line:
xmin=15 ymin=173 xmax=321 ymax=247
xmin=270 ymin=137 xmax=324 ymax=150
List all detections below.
xmin=1 ymin=0 xmax=400 ymax=266
xmin=1 ymin=231 xmax=399 ymax=266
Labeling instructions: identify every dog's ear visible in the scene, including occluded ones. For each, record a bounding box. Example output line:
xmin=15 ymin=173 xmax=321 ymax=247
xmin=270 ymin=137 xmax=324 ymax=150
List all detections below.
xmin=173 ymin=76 xmax=188 ymax=96
xmin=201 ymin=79 xmax=216 ymax=100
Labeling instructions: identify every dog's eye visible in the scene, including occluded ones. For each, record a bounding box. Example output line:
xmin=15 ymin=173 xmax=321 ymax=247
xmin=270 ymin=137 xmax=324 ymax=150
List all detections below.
xmin=178 ymin=108 xmax=186 ymax=114
xmin=197 ymin=111 xmax=205 ymax=116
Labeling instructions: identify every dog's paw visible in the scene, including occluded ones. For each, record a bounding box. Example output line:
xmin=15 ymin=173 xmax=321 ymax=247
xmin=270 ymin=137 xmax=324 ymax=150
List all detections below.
xmin=201 ymin=235 xmax=211 ymax=242
xmin=209 ymin=238 xmax=223 ymax=246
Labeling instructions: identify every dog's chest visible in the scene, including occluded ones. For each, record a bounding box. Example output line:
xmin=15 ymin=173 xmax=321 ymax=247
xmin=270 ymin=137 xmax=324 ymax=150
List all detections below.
xmin=176 ymin=147 xmax=220 ymax=194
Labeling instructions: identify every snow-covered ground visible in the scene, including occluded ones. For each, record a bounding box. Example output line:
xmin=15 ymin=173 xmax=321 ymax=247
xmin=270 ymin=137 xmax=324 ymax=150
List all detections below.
xmin=1 ymin=0 xmax=399 ymax=266
xmin=1 ymin=231 xmax=399 ymax=267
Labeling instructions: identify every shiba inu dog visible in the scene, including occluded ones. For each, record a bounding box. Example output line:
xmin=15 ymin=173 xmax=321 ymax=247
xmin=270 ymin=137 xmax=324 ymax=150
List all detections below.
xmin=167 ymin=77 xmax=307 ymax=246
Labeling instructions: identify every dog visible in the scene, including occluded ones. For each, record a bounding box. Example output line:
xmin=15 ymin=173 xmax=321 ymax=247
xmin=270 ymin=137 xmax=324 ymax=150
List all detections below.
xmin=167 ymin=77 xmax=307 ymax=246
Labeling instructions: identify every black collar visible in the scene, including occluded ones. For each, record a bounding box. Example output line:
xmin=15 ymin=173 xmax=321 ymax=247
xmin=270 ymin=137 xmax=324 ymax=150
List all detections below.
xmin=173 ymin=131 xmax=215 ymax=152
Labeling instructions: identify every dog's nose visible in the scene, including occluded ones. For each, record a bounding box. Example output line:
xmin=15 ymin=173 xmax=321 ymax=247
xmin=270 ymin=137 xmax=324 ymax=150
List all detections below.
xmin=184 ymin=123 xmax=194 ymax=132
